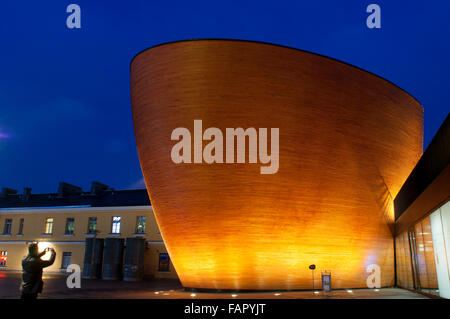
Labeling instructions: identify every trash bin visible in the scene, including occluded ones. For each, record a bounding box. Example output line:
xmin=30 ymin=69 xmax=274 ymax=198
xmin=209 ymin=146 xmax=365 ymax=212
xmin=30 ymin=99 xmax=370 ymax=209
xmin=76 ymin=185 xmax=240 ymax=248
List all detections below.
xmin=321 ymin=271 xmax=331 ymax=292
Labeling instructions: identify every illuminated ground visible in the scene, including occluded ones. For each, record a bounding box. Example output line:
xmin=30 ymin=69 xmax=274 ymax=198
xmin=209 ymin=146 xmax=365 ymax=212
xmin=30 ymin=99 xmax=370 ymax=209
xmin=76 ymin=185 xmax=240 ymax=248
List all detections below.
xmin=0 ymin=271 xmax=429 ymax=299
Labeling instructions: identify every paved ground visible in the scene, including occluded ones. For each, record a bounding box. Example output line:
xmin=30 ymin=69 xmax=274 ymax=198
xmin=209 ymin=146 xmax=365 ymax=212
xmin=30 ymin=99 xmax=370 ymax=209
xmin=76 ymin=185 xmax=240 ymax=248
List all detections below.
xmin=0 ymin=271 xmax=429 ymax=299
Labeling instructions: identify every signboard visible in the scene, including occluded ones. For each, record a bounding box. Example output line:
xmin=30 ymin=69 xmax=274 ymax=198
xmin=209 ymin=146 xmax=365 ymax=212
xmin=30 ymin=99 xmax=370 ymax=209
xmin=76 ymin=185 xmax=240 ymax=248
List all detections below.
xmin=322 ymin=272 xmax=331 ymax=292
xmin=158 ymin=253 xmax=170 ymax=272
xmin=0 ymin=251 xmax=7 ymax=267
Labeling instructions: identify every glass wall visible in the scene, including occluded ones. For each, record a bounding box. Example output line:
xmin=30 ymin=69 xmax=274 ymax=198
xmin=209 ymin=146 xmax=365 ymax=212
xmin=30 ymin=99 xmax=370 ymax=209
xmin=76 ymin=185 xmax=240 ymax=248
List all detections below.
xmin=430 ymin=201 xmax=450 ymax=299
xmin=413 ymin=216 xmax=438 ymax=294
xmin=396 ymin=230 xmax=414 ymax=289
xmin=396 ymin=200 xmax=450 ymax=298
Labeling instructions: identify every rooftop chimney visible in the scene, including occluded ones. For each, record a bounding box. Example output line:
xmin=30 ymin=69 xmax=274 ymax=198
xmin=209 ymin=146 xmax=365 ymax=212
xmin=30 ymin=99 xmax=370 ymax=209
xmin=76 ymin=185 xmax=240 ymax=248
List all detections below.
xmin=90 ymin=181 xmax=109 ymax=195
xmin=22 ymin=187 xmax=32 ymax=201
xmin=57 ymin=182 xmax=82 ymax=198
xmin=1 ymin=187 xmax=18 ymax=199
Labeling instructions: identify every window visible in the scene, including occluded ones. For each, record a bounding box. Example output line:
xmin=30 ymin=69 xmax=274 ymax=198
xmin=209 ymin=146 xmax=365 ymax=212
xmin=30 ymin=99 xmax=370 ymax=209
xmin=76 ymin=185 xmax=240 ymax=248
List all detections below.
xmin=18 ymin=218 xmax=24 ymax=235
xmin=3 ymin=219 xmax=12 ymax=235
xmin=158 ymin=253 xmax=170 ymax=272
xmin=396 ymin=200 xmax=450 ymax=299
xmin=136 ymin=216 xmax=146 ymax=234
xmin=61 ymin=252 xmax=72 ymax=269
xmin=65 ymin=218 xmax=75 ymax=235
xmin=88 ymin=217 xmax=97 ymax=233
xmin=44 ymin=218 xmax=54 ymax=234
xmin=0 ymin=251 xmax=7 ymax=266
xmin=111 ymin=216 xmax=121 ymax=234
xmin=428 ymin=201 xmax=450 ymax=298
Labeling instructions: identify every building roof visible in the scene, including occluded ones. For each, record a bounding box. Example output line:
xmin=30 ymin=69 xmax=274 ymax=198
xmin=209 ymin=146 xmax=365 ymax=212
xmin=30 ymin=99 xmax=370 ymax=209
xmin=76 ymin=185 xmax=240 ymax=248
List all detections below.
xmin=0 ymin=182 xmax=150 ymax=209
xmin=394 ymin=113 xmax=450 ymax=219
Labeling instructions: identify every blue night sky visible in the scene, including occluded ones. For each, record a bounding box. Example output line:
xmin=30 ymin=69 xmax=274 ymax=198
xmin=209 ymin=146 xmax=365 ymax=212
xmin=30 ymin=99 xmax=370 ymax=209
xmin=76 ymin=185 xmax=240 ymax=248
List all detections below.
xmin=0 ymin=0 xmax=449 ymax=193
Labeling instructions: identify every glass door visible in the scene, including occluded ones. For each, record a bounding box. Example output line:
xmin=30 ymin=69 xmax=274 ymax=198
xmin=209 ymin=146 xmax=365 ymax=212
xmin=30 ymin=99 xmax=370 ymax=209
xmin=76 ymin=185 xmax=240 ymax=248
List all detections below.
xmin=430 ymin=203 xmax=450 ymax=299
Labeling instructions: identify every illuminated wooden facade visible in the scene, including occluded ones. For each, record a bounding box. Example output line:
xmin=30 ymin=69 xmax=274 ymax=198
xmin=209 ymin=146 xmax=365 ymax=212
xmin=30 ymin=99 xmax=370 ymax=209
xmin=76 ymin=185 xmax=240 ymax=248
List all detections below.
xmin=131 ymin=40 xmax=423 ymax=290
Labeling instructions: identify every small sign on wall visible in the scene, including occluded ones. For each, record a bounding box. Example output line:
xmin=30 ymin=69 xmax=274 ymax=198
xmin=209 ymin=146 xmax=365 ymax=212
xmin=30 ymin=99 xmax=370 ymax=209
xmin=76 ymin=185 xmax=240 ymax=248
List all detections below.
xmin=322 ymin=272 xmax=331 ymax=292
xmin=158 ymin=253 xmax=170 ymax=272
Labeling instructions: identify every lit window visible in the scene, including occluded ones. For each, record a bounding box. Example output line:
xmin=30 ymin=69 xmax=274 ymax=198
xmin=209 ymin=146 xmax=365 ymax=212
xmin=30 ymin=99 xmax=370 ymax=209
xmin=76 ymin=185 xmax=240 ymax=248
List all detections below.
xmin=65 ymin=218 xmax=75 ymax=235
xmin=111 ymin=216 xmax=121 ymax=234
xmin=88 ymin=217 xmax=97 ymax=233
xmin=136 ymin=216 xmax=146 ymax=234
xmin=158 ymin=253 xmax=170 ymax=272
xmin=61 ymin=252 xmax=72 ymax=269
xmin=18 ymin=219 xmax=24 ymax=235
xmin=44 ymin=218 xmax=54 ymax=234
xmin=3 ymin=219 xmax=12 ymax=235
xmin=0 ymin=251 xmax=7 ymax=266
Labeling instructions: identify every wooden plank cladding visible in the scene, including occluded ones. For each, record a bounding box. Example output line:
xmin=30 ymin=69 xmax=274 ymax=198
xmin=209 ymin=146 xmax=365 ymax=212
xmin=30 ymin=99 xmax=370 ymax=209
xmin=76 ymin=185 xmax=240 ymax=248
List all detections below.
xmin=130 ymin=39 xmax=423 ymax=290
xmin=395 ymin=231 xmax=414 ymax=289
